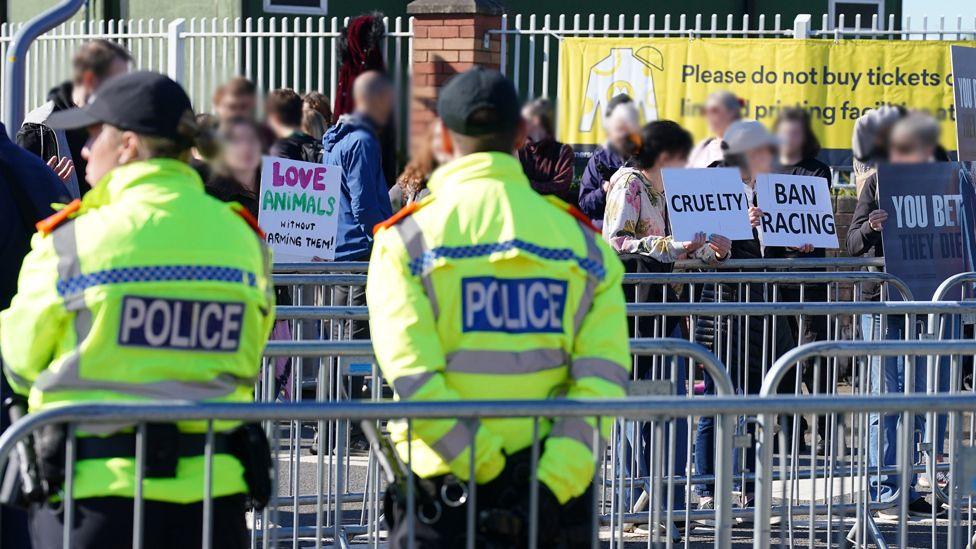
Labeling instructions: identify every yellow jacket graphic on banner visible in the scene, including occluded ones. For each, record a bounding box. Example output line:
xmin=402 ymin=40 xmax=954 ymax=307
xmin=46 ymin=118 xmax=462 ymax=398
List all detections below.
xmin=558 ymin=38 xmax=964 ymax=153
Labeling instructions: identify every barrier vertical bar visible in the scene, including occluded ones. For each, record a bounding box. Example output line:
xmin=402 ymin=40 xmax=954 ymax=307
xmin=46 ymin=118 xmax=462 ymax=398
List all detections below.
xmin=166 ymin=18 xmax=185 ymax=85
xmin=794 ymin=14 xmax=812 ymax=39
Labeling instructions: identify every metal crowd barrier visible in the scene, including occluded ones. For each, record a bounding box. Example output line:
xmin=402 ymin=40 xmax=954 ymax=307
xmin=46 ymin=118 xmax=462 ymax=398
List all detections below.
xmin=271 ymin=257 xmax=886 ymax=275
xmin=756 ymin=339 xmax=976 ymax=549
xmin=3 ymin=393 xmax=974 ymax=549
xmin=257 ymin=338 xmax=737 ymax=547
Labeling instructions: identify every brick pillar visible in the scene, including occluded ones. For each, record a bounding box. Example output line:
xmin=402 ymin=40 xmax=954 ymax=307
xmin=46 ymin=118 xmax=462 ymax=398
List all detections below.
xmin=406 ymin=0 xmax=504 ymax=148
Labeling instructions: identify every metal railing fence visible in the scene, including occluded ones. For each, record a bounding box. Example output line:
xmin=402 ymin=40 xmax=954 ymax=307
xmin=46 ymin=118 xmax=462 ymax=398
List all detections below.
xmin=757 ymin=340 xmax=976 ymax=549
xmin=0 ymin=15 xmax=414 ymax=148
xmin=3 ymin=393 xmax=975 ymax=548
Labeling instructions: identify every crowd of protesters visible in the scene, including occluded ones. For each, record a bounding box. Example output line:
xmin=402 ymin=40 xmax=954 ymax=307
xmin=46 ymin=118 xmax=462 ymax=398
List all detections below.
xmin=0 ymin=33 xmax=965 ymax=545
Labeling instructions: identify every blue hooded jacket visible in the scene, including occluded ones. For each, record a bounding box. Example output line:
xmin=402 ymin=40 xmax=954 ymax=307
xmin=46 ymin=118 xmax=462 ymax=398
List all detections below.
xmin=322 ymin=113 xmax=393 ymax=261
xmin=577 ymin=146 xmax=624 ymax=223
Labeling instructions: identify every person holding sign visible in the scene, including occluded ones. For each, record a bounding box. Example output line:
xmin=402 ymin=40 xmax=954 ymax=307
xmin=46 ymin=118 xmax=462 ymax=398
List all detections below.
xmin=603 ymin=120 xmax=732 ymax=264
xmin=847 ymin=113 xmax=949 ymax=517
xmin=602 ymin=120 xmax=731 ymax=512
xmin=693 ymin=120 xmax=799 ymax=514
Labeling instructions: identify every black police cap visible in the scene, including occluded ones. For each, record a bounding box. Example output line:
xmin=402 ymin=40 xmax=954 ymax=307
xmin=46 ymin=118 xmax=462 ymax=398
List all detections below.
xmin=47 ymin=71 xmax=196 ymax=144
xmin=437 ymin=67 xmax=520 ymax=137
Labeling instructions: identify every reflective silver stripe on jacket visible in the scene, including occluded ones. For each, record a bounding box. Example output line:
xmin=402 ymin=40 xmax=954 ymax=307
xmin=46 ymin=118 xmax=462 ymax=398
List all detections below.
xmin=32 ymin=220 xmax=253 ymax=400
xmin=549 ymin=417 xmax=604 ymax=450
xmin=392 ymin=370 xmax=436 ymax=399
xmin=431 ymin=419 xmax=478 ymax=464
xmin=573 ymin=222 xmax=602 ymax=335
xmin=570 ymin=357 xmax=629 ymax=387
xmin=445 ymin=348 xmax=567 ymax=375
xmin=395 ymin=216 xmax=440 ymax=318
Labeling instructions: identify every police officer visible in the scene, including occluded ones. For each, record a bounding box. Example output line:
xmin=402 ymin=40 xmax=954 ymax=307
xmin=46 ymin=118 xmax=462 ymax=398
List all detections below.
xmin=367 ymin=67 xmax=630 ymax=547
xmin=0 ymin=71 xmax=275 ymax=549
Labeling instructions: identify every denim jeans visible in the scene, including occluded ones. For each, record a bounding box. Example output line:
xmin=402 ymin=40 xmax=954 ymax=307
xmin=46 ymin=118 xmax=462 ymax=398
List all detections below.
xmin=862 ymin=314 xmax=951 ymax=503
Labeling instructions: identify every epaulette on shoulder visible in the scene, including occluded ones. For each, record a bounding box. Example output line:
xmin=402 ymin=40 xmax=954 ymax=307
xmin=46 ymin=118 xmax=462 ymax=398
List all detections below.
xmin=231 ymin=203 xmax=266 ymax=238
xmin=543 ymin=195 xmax=599 ymax=233
xmin=35 ymin=199 xmax=82 ymax=235
xmin=373 ymin=198 xmax=430 ymax=234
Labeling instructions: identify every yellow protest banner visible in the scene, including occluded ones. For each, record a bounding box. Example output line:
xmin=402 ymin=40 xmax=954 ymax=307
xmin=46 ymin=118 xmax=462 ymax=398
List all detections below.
xmin=557 ymin=38 xmax=963 ymax=158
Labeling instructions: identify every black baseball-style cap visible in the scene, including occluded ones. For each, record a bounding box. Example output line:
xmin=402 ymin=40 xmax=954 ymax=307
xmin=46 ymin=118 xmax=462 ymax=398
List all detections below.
xmin=437 ymin=67 xmax=520 ymax=137
xmin=47 ymin=71 xmax=196 ymax=143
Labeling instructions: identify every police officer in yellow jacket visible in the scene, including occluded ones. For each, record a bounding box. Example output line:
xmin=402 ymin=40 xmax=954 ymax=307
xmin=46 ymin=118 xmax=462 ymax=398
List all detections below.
xmin=0 ymin=72 xmax=274 ymax=549
xmin=367 ymin=67 xmax=630 ymax=547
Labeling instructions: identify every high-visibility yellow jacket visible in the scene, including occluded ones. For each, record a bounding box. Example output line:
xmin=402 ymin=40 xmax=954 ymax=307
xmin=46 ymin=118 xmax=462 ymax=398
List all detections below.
xmin=367 ymin=152 xmax=630 ymax=504
xmin=0 ymin=159 xmax=275 ymax=503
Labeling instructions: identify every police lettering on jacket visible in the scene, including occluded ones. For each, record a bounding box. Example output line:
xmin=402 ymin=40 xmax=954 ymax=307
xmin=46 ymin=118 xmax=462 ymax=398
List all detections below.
xmin=119 ymin=296 xmax=244 ymax=351
xmin=462 ymin=277 xmax=567 ymax=334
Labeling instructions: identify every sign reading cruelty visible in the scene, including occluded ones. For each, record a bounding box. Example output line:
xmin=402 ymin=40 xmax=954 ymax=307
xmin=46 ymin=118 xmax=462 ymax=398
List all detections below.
xmin=878 ymin=162 xmax=966 ymax=300
xmin=258 ymin=156 xmax=342 ymax=262
xmin=661 ymin=167 xmax=754 ymax=241
xmin=755 ymin=173 xmax=838 ymax=249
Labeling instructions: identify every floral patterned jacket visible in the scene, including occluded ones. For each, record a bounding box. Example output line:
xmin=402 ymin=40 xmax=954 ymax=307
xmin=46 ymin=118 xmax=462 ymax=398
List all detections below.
xmin=601 ymin=167 xmax=723 ymax=265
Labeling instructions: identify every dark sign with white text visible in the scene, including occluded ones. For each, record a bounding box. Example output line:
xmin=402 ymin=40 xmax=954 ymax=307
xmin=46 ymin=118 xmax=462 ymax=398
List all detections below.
xmin=879 ymin=162 xmax=967 ymax=300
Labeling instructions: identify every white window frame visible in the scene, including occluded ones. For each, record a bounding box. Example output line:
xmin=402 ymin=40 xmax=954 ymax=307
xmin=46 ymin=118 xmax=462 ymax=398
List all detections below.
xmin=263 ymin=0 xmax=328 ymax=15
xmin=828 ymin=0 xmax=885 ymax=30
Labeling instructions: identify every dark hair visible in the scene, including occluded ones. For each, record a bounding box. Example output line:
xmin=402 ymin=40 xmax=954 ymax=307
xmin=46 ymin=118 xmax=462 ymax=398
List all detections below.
xmin=604 ymin=93 xmax=633 ymax=118
xmin=266 ymin=88 xmax=304 ymax=127
xmin=137 ymin=110 xmax=218 ymax=161
xmin=72 ymin=39 xmax=131 ymax=83
xmin=449 ymin=108 xmax=519 ymax=155
xmin=213 ymin=77 xmax=257 ymax=105
xmin=211 ymin=117 xmax=263 ymax=176
xmin=622 ymin=120 xmax=693 ymax=170
xmin=303 ymin=91 xmax=333 ymax=125
xmin=523 ymin=97 xmax=554 ymax=136
xmin=774 ymin=107 xmax=821 ymax=160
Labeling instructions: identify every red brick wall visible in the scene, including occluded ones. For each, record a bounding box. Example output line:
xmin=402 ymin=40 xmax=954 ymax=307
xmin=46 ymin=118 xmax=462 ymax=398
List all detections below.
xmin=410 ymin=14 xmax=502 ymax=147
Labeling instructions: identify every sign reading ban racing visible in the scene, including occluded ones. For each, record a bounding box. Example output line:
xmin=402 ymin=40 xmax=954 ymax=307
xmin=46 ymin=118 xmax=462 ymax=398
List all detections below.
xmin=119 ymin=296 xmax=244 ymax=352
xmin=462 ymin=277 xmax=568 ymax=334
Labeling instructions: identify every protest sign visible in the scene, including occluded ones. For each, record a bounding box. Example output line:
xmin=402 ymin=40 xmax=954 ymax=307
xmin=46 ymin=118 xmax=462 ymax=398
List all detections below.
xmin=755 ymin=173 xmax=838 ymax=249
xmin=878 ymin=162 xmax=966 ymax=300
xmin=661 ymin=167 xmax=753 ymax=242
xmin=951 ymin=45 xmax=976 ymax=162
xmin=258 ymin=156 xmax=342 ymax=263
xmin=558 ymin=38 xmax=966 ymax=165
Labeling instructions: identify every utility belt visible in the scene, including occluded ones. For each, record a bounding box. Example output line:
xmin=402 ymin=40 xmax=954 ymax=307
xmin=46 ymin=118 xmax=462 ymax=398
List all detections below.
xmin=0 ymin=397 xmax=272 ymax=511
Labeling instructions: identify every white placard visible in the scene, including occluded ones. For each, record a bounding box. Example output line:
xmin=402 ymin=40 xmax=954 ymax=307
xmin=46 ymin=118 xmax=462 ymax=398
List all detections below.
xmin=755 ymin=173 xmax=838 ymax=249
xmin=661 ymin=167 xmax=753 ymax=241
xmin=258 ymin=156 xmax=342 ymax=262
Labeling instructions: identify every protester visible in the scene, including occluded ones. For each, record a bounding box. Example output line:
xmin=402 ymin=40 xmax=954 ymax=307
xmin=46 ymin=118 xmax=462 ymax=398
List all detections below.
xmin=603 ymin=120 xmax=730 ymax=265
xmin=847 ymin=112 xmax=948 ymax=517
xmin=687 ymin=90 xmax=741 ymax=168
xmin=212 ymin=76 xmax=259 ymax=123
xmin=775 ymin=107 xmax=831 ymax=180
xmin=693 ymin=120 xmax=798 ymax=516
xmin=773 ymin=107 xmax=833 ymax=449
xmin=517 ymin=97 xmax=576 ymax=204
xmin=578 ymin=94 xmax=639 ymax=226
xmin=266 ymin=88 xmax=322 ymax=162
xmin=602 ymin=119 xmax=730 ymax=513
xmin=389 ymin=123 xmax=449 ymax=210
xmin=303 ymin=91 xmax=333 ymax=126
xmin=302 ymin=108 xmax=329 ymax=141
xmin=324 ymin=71 xmax=394 ymax=261
xmin=205 ymin=117 xmax=295 ymax=400
xmin=321 ymin=71 xmax=394 ymax=431
xmin=0 ymin=123 xmax=71 ymax=549
xmin=17 ymin=39 xmax=131 ymax=198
